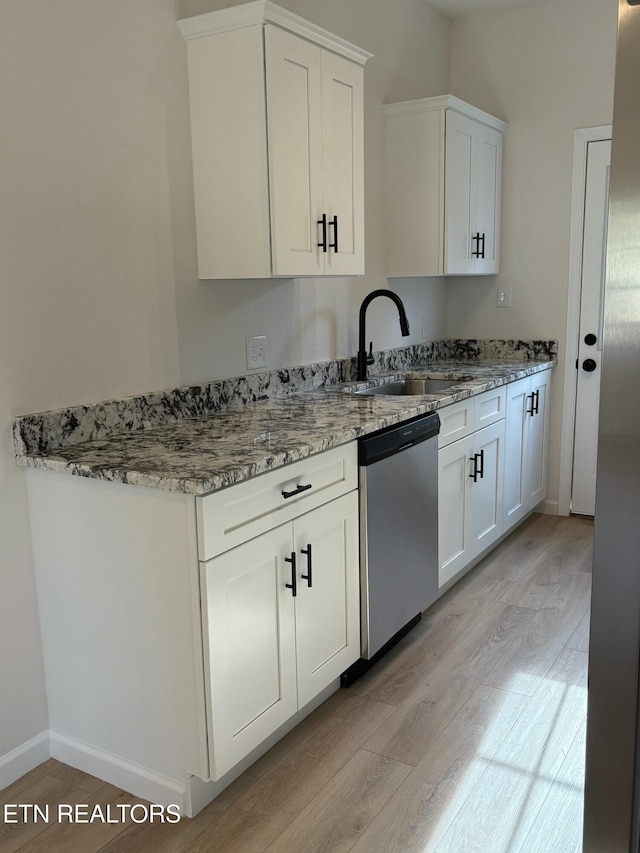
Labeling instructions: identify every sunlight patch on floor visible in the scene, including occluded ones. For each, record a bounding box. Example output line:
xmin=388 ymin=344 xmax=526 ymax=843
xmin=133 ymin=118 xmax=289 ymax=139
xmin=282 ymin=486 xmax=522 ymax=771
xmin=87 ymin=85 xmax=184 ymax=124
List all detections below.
xmin=427 ymin=672 xmax=587 ymax=853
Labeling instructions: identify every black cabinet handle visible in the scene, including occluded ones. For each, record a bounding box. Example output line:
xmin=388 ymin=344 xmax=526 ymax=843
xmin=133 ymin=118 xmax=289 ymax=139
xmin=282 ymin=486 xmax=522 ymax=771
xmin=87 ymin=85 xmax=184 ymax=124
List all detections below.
xmin=300 ymin=544 xmax=312 ymax=588
xmin=582 ymin=358 xmax=597 ymax=373
xmin=533 ymin=389 xmax=540 ymax=415
xmin=585 ymin=333 xmax=597 ymax=346
xmin=329 ymin=215 xmax=338 ymax=252
xmin=469 ymin=451 xmax=484 ymax=482
xmin=282 ymin=483 xmax=312 ymax=499
xmin=317 ymin=214 xmax=328 ymax=252
xmin=472 ymin=232 xmax=486 ymax=258
xmin=285 ymin=552 xmax=297 ymax=597
xmin=526 ymin=392 xmax=535 ymax=416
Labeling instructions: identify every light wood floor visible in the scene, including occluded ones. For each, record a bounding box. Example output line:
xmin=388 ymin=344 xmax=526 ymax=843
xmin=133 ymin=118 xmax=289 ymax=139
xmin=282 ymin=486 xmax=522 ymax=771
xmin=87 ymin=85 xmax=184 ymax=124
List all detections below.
xmin=1 ymin=513 xmax=593 ymax=853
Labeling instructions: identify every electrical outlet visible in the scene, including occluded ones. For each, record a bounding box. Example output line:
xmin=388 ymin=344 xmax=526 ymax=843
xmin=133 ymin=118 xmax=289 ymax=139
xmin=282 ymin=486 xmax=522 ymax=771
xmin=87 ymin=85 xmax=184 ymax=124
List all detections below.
xmin=497 ymin=284 xmax=512 ymax=308
xmin=246 ymin=335 xmax=267 ymax=370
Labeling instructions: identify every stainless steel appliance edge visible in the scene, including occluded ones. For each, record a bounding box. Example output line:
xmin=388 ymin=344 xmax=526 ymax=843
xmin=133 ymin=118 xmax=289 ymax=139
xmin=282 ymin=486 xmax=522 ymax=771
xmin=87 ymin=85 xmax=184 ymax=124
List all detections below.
xmin=584 ymin=2 xmax=640 ymax=849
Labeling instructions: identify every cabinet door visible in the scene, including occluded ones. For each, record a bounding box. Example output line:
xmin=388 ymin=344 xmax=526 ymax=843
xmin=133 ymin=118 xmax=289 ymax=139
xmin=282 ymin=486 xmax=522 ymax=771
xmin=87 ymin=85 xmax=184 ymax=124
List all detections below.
xmin=202 ymin=525 xmax=297 ymax=779
xmin=475 ymin=124 xmax=502 ymax=275
xmin=524 ymin=371 xmax=550 ymax=510
xmin=444 ymin=110 xmax=477 ymax=275
xmin=468 ymin=420 xmax=505 ymax=556
xmin=439 ymin=433 xmax=474 ymax=588
xmin=503 ymin=376 xmax=530 ymax=530
xmin=293 ymin=493 xmax=359 ymax=707
xmin=321 ymin=50 xmax=365 ymax=276
xmin=265 ymin=25 xmax=324 ymax=277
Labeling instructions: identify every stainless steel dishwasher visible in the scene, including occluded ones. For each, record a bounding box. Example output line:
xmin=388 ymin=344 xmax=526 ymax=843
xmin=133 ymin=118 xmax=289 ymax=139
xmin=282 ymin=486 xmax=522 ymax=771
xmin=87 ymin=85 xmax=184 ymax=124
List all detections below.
xmin=342 ymin=411 xmax=440 ymax=685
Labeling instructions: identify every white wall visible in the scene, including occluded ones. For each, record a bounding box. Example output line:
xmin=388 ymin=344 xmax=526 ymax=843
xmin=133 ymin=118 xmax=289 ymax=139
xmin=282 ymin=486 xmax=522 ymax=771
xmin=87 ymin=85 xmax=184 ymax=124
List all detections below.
xmin=446 ymin=0 xmax=618 ymax=511
xmin=0 ymin=0 xmax=450 ymax=763
xmin=0 ymin=0 xmax=189 ymax=762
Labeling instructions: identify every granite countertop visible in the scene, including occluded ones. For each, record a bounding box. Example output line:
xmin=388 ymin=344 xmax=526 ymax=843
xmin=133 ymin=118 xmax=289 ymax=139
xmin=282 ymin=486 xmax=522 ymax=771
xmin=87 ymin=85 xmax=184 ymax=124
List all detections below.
xmin=13 ymin=355 xmax=554 ymax=496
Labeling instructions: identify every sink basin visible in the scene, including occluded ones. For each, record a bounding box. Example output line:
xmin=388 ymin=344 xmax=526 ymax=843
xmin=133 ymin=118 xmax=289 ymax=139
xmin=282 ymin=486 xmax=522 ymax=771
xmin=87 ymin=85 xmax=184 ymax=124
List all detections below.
xmin=354 ymin=377 xmax=472 ymax=396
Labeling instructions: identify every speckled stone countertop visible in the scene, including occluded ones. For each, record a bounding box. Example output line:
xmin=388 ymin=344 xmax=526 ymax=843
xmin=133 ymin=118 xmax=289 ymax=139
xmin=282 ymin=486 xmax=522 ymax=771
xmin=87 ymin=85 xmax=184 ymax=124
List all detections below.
xmin=13 ymin=348 xmax=555 ymax=496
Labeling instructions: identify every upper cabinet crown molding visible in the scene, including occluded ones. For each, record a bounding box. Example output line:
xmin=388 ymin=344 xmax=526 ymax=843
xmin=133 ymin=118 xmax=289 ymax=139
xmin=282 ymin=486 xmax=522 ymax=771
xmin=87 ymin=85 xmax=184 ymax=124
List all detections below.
xmin=382 ymin=95 xmax=507 ymax=132
xmin=383 ymin=94 xmax=508 ymax=278
xmin=178 ymin=0 xmax=372 ymax=65
xmin=179 ymin=1 xmax=370 ymax=280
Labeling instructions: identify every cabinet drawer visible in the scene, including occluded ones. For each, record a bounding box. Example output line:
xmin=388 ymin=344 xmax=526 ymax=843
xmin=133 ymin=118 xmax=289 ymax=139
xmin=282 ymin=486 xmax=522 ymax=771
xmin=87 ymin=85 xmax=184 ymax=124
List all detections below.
xmin=196 ymin=443 xmax=358 ymax=560
xmin=438 ymin=386 xmax=506 ymax=448
xmin=475 ymin=386 xmax=506 ymax=430
xmin=438 ymin=398 xmax=475 ymax=448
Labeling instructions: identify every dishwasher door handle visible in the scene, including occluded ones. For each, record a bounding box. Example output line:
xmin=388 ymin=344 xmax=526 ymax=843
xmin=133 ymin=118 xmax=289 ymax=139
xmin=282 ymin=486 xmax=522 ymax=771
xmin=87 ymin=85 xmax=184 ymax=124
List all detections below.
xmin=398 ymin=440 xmax=415 ymax=452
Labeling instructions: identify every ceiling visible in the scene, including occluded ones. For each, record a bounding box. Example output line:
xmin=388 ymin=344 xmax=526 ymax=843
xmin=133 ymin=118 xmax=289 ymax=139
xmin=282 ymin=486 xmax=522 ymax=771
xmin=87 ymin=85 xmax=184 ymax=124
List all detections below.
xmin=427 ymin=0 xmax=541 ymax=18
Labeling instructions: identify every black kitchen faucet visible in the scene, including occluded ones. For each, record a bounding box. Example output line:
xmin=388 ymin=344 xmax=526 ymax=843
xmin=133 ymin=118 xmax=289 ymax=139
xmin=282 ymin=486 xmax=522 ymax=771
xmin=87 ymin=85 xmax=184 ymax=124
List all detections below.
xmin=356 ymin=289 xmax=410 ymax=381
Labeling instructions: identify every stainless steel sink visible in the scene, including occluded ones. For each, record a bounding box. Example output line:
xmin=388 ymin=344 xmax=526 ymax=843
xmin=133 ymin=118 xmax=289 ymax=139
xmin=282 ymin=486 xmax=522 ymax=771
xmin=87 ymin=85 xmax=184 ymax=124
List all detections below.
xmin=354 ymin=377 xmax=473 ymax=396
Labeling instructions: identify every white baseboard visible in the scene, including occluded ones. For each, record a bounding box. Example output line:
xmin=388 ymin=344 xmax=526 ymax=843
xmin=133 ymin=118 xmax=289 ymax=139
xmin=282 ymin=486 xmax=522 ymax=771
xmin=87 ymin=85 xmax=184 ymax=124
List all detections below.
xmin=49 ymin=731 xmax=189 ymax=812
xmin=4 ymin=681 xmax=341 ymax=815
xmin=539 ymin=498 xmax=560 ymax=516
xmin=0 ymin=731 xmax=50 ymax=791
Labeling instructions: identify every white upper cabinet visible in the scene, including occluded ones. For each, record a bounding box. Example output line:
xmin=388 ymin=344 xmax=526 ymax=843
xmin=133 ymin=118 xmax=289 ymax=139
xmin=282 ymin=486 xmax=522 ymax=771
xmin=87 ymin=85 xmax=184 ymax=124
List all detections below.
xmin=383 ymin=95 xmax=507 ymax=277
xmin=179 ymin=2 xmax=370 ymax=280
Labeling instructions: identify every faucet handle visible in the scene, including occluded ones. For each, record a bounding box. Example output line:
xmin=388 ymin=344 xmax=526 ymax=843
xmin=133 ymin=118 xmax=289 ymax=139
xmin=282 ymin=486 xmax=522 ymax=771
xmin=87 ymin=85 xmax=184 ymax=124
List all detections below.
xmin=367 ymin=341 xmax=375 ymax=366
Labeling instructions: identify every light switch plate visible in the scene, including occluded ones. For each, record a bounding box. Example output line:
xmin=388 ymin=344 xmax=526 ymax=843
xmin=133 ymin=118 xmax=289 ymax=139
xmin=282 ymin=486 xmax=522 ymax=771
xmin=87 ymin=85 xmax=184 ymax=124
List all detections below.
xmin=497 ymin=284 xmax=512 ymax=308
xmin=246 ymin=335 xmax=267 ymax=370
xmin=422 ymin=315 xmax=429 ymax=339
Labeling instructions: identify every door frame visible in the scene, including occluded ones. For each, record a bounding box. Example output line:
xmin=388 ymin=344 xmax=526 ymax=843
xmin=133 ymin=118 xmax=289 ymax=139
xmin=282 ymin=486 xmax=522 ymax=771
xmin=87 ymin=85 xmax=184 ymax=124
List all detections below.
xmin=558 ymin=125 xmax=612 ymax=516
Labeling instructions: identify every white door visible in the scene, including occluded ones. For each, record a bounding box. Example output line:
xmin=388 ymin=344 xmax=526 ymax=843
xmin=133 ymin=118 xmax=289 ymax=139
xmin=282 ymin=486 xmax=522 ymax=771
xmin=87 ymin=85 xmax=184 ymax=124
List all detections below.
xmin=202 ymin=525 xmax=297 ymax=779
xmin=468 ymin=420 xmax=504 ymax=555
xmin=321 ymin=51 xmax=365 ymax=276
xmin=475 ymin=123 xmax=502 ymax=275
xmin=571 ymin=139 xmax=611 ymax=516
xmin=293 ymin=493 xmax=359 ymax=707
xmin=438 ymin=432 xmax=474 ymax=588
xmin=265 ymin=25 xmax=324 ymax=277
xmin=503 ymin=376 xmax=530 ymax=528
xmin=526 ymin=371 xmax=550 ymax=509
xmin=444 ymin=110 xmax=477 ymax=275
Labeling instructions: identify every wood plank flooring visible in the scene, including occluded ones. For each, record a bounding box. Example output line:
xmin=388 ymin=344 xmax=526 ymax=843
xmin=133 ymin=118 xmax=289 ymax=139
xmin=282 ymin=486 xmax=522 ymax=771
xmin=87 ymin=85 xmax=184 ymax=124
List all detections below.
xmin=0 ymin=513 xmax=593 ymax=853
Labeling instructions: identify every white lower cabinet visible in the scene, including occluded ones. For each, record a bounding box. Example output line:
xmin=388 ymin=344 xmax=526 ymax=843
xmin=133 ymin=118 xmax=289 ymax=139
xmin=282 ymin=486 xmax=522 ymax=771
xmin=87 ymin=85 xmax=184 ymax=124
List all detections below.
xmin=201 ymin=488 xmax=359 ymax=780
xmin=438 ymin=371 xmax=551 ymax=590
xmin=439 ymin=419 xmax=505 ymax=589
xmin=294 ymin=496 xmax=359 ymax=707
xmin=503 ymin=370 xmax=551 ymax=530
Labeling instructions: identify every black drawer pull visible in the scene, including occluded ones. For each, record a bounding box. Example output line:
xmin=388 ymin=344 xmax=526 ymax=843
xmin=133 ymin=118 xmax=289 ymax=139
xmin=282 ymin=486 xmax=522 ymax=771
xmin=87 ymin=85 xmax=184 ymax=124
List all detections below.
xmin=526 ymin=392 xmax=535 ymax=416
xmin=282 ymin=483 xmax=312 ymax=500
xmin=301 ymin=544 xmax=312 ymax=588
xmin=285 ymin=552 xmax=297 ymax=597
